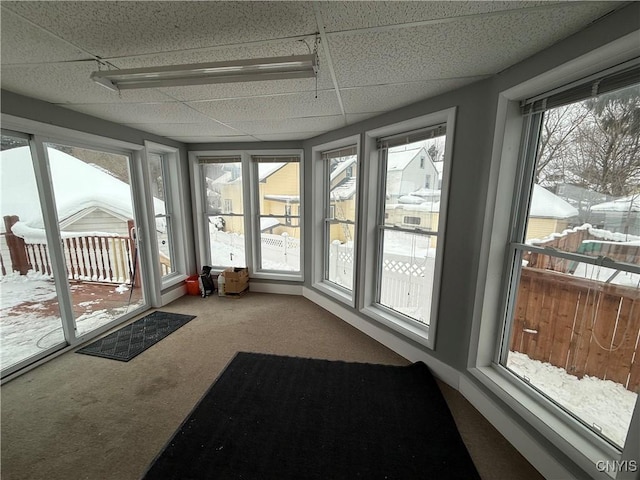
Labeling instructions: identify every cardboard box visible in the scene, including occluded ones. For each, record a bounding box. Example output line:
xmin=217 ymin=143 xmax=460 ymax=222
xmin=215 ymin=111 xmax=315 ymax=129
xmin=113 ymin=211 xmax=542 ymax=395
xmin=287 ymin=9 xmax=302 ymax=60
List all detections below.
xmin=222 ymin=267 xmax=249 ymax=294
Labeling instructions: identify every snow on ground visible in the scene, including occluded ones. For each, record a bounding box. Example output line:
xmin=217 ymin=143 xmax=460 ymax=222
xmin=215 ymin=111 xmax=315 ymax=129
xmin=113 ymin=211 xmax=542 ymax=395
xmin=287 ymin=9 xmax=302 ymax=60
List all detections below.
xmin=507 ymin=351 xmax=637 ymax=448
xmin=0 ymin=273 xmax=142 ymax=369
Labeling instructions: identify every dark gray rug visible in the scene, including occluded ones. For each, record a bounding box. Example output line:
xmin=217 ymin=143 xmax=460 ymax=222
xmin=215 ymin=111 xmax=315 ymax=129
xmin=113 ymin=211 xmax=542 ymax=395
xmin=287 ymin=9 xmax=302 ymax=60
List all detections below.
xmin=142 ymin=352 xmax=481 ymax=480
xmin=76 ymin=311 xmax=196 ymax=361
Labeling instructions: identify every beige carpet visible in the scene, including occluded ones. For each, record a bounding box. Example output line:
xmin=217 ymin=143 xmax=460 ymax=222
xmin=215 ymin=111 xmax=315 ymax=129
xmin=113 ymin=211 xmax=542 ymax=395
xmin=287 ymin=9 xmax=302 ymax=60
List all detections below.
xmin=1 ymin=292 xmax=543 ymax=480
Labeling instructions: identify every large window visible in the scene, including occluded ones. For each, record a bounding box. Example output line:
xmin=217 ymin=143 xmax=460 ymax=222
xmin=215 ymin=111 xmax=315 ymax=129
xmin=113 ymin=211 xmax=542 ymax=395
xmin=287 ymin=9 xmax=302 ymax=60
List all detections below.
xmin=375 ymin=125 xmax=448 ymax=329
xmin=322 ymin=145 xmax=358 ymax=291
xmin=193 ymin=151 xmax=303 ymax=279
xmin=500 ymin=70 xmax=639 ymax=451
xmin=200 ymin=156 xmax=245 ymax=269
xmin=252 ymin=155 xmax=301 ymax=274
xmin=144 ymin=142 xmax=188 ymax=291
xmin=356 ymin=109 xmax=454 ymax=348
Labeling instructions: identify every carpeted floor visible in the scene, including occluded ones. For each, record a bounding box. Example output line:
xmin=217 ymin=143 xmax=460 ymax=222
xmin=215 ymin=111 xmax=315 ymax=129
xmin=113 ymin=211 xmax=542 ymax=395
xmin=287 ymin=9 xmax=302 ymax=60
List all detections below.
xmin=0 ymin=292 xmax=544 ymax=480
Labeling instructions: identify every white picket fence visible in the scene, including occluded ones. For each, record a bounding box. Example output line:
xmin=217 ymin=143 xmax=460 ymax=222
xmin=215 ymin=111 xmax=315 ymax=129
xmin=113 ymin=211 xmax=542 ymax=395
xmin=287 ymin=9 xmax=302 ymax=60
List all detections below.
xmin=328 ymin=242 xmax=435 ymax=324
xmin=210 ymin=230 xmax=301 ymax=270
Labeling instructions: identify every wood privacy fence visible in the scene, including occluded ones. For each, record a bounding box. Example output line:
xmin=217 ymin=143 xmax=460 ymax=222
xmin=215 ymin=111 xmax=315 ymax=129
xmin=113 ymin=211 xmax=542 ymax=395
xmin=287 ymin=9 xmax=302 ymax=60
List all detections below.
xmin=1 ymin=215 xmax=138 ymax=285
xmin=511 ymin=267 xmax=640 ymax=392
xmin=525 ymin=226 xmax=640 ymax=273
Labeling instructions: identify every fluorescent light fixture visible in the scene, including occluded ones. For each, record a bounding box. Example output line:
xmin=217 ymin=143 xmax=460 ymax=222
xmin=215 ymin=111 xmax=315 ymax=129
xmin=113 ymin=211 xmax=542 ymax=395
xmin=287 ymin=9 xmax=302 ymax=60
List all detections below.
xmin=90 ymin=54 xmax=317 ymax=91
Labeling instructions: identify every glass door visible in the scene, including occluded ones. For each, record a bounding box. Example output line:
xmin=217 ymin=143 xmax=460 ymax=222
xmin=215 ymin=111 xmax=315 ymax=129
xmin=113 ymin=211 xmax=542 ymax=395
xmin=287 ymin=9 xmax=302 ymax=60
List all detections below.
xmin=44 ymin=142 xmax=146 ymax=338
xmin=0 ymin=134 xmax=67 ymax=372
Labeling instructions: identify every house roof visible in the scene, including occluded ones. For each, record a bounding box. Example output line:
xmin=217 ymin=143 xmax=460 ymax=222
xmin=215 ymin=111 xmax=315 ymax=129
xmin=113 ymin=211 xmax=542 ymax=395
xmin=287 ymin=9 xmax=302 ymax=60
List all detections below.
xmin=0 ymin=146 xmax=165 ymax=233
xmin=591 ymin=194 xmax=640 ymax=212
xmin=387 ymin=148 xmax=426 ymax=171
xmin=530 ymin=184 xmax=579 ymax=219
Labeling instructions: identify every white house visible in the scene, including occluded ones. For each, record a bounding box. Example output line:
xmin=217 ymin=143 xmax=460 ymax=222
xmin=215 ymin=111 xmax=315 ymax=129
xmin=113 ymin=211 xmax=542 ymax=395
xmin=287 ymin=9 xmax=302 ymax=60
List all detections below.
xmin=386 ymin=147 xmax=439 ymax=202
xmin=590 ymin=194 xmax=640 ymax=236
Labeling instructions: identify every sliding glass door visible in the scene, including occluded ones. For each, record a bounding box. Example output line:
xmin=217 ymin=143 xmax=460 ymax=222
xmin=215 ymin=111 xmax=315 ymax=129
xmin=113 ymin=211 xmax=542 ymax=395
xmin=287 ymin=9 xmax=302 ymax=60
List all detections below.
xmin=1 ymin=132 xmax=148 ymax=378
xmin=45 ymin=142 xmax=146 ymax=338
xmin=0 ymin=133 xmax=67 ymax=371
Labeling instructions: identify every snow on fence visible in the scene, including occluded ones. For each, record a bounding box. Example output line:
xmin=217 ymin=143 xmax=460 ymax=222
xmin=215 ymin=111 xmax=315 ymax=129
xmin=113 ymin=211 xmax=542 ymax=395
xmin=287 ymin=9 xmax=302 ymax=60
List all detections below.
xmin=328 ymin=243 xmax=434 ymax=324
xmin=1 ymin=216 xmax=137 ymax=285
xmin=526 ymin=224 xmax=640 ymax=273
xmin=511 ymin=267 xmax=640 ymax=392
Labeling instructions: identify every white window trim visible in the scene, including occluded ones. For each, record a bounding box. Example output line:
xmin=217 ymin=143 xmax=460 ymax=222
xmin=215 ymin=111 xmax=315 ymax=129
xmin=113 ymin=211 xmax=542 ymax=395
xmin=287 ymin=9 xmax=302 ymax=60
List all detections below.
xmin=248 ymin=149 xmax=304 ymax=282
xmin=311 ymin=135 xmax=360 ymax=307
xmin=144 ymin=141 xmax=188 ymax=294
xmin=360 ymin=108 xmax=456 ymax=350
xmin=0 ymin=116 xmax=150 ymax=377
xmin=189 ymin=149 xmax=303 ymax=282
xmin=470 ymin=32 xmax=640 ymax=479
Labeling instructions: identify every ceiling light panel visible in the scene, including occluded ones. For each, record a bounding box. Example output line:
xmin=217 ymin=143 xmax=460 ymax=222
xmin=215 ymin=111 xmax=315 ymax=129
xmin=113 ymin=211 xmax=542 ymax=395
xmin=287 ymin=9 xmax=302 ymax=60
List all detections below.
xmin=90 ymin=54 xmax=317 ymax=91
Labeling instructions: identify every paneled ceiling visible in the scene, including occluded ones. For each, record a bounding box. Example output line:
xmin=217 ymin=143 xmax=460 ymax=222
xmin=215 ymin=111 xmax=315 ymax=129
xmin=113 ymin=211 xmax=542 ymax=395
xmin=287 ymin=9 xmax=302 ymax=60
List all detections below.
xmin=0 ymin=1 xmax=624 ymax=143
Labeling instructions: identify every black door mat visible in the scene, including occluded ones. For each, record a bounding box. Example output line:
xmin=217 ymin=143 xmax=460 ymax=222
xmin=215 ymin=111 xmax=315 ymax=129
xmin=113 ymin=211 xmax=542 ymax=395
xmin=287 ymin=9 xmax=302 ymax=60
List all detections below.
xmin=76 ymin=311 xmax=196 ymax=362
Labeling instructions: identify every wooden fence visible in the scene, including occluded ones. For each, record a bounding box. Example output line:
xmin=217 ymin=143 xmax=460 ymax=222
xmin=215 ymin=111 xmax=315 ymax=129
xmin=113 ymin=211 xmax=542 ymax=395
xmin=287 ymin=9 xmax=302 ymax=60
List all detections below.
xmin=511 ymin=267 xmax=640 ymax=392
xmin=1 ymin=215 xmax=138 ymax=285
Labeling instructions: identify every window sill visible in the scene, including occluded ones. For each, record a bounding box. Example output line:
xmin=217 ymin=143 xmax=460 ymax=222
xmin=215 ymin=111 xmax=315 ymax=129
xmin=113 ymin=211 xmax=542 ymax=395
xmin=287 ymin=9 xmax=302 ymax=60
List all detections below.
xmin=361 ymin=305 xmax=432 ymax=349
xmin=469 ymin=364 xmax=621 ymax=479
xmin=312 ymin=281 xmax=354 ymax=308
xmin=162 ymin=273 xmax=188 ymax=291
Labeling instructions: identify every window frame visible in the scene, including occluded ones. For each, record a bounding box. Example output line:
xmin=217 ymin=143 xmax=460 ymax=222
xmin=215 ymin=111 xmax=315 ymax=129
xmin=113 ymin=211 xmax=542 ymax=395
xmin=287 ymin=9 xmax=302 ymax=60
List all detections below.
xmin=249 ymin=151 xmax=303 ymax=280
xmin=470 ymin=39 xmax=640 ymax=478
xmin=360 ymin=108 xmax=456 ymax=350
xmin=311 ymin=136 xmax=361 ymax=307
xmin=143 ymin=141 xmax=188 ymax=293
xmin=189 ymin=149 xmax=303 ymax=281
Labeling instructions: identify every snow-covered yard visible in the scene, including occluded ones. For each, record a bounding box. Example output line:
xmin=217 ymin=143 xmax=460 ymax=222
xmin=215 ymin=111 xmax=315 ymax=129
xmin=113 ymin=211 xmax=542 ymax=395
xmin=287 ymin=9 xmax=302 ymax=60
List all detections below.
xmin=507 ymin=351 xmax=637 ymax=448
xmin=0 ymin=271 xmax=142 ymax=369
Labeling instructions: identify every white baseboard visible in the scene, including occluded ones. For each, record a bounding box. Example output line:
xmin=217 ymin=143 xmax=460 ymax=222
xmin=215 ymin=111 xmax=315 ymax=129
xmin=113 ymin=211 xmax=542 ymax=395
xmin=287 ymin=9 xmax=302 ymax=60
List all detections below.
xmin=249 ymin=282 xmax=303 ymax=295
xmin=302 ymin=287 xmax=460 ymax=389
xmin=161 ymin=285 xmax=187 ymax=306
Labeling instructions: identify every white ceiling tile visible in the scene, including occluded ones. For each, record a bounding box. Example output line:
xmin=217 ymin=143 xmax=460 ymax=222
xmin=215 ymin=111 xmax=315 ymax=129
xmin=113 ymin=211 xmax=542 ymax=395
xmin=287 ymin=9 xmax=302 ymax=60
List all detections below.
xmin=1 ymin=1 xmax=317 ymax=58
xmin=341 ymin=79 xmax=484 ymax=114
xmin=254 ymin=132 xmax=323 ymax=141
xmin=318 ymin=1 xmax=558 ymax=32
xmin=346 ymin=112 xmax=385 ymax=124
xmin=172 ymin=136 xmax=259 ymax=143
xmin=188 ymin=90 xmax=342 ymax=122
xmin=328 ymin=3 xmax=621 ymax=87
xmin=0 ymin=7 xmax=88 ymax=64
xmin=0 ymin=63 xmax=171 ymax=105
xmin=65 ymin=103 xmax=215 ymax=125
xmin=122 ymin=123 xmax=241 ymax=138
xmin=225 ymin=116 xmax=346 ymax=135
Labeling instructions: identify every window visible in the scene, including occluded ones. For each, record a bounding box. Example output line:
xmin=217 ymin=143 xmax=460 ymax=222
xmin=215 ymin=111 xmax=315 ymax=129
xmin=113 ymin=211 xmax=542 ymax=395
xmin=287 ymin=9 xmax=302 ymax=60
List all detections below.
xmin=200 ymin=156 xmax=245 ymax=268
xmin=147 ymin=152 xmax=174 ymax=278
xmin=375 ymin=125 xmax=447 ymax=327
xmin=145 ymin=141 xmax=187 ymax=290
xmin=192 ymin=150 xmax=303 ymax=278
xmin=321 ymin=145 xmax=358 ymax=293
xmin=499 ymin=67 xmax=639 ymax=451
xmin=359 ymin=109 xmax=454 ymax=348
xmin=252 ymin=154 xmax=301 ymax=274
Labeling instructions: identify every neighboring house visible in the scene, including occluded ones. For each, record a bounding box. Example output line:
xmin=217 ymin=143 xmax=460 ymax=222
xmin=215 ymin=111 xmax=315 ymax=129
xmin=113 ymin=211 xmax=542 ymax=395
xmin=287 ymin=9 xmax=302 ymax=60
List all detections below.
xmin=0 ymin=146 xmax=165 ymax=276
xmin=329 ymin=156 xmax=357 ymax=243
xmin=216 ymin=162 xmax=302 ymax=238
xmin=386 ymin=147 xmax=438 ymax=202
xmin=590 ymin=194 xmax=640 ymax=236
xmin=526 ymin=185 xmax=579 ymax=241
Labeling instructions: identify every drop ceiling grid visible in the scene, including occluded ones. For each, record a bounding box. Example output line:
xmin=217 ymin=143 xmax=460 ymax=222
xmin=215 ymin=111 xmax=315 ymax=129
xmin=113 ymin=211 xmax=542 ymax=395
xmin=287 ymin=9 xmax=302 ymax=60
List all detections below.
xmin=0 ymin=62 xmax=171 ymax=105
xmin=0 ymin=7 xmax=87 ymax=65
xmin=186 ymin=90 xmax=342 ymax=123
xmin=317 ymin=0 xmax=556 ymax=32
xmin=223 ymin=115 xmax=346 ymax=135
xmin=66 ymin=102 xmax=224 ymax=126
xmin=326 ymin=3 xmax=622 ymax=89
xmin=339 ymin=78 xmax=486 ymax=115
xmin=0 ymin=1 xmax=318 ymax=58
xmin=120 ymin=122 xmax=243 ymax=138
